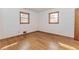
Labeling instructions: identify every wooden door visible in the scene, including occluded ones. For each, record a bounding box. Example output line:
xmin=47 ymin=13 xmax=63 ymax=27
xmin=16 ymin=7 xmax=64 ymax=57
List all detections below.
xmin=75 ymin=8 xmax=79 ymax=40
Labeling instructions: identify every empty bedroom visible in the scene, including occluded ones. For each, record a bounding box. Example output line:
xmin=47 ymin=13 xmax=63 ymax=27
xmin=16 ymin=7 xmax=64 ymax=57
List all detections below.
xmin=0 ymin=8 xmax=79 ymax=50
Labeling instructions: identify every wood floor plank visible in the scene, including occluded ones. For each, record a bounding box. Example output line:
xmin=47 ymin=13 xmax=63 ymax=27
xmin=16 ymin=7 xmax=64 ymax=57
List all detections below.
xmin=0 ymin=31 xmax=79 ymax=50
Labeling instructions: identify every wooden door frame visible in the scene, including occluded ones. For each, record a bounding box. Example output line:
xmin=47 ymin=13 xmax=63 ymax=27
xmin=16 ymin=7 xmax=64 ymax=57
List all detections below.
xmin=74 ymin=8 xmax=79 ymax=40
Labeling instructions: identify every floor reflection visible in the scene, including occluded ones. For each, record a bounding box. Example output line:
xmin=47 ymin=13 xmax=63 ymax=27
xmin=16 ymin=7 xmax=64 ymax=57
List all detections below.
xmin=18 ymin=40 xmax=31 ymax=50
xmin=0 ymin=39 xmax=77 ymax=50
xmin=48 ymin=41 xmax=63 ymax=50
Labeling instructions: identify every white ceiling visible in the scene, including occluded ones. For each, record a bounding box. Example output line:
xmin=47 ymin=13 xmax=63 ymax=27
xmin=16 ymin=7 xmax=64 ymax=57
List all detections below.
xmin=30 ymin=8 xmax=53 ymax=12
xmin=21 ymin=8 xmax=53 ymax=12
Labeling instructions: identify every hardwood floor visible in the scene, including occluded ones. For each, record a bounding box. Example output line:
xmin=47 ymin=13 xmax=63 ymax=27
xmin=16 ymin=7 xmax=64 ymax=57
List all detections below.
xmin=0 ymin=31 xmax=79 ymax=50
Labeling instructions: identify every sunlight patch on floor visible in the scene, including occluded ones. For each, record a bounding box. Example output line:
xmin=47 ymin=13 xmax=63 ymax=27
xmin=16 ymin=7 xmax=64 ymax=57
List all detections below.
xmin=58 ymin=42 xmax=77 ymax=50
xmin=0 ymin=42 xmax=18 ymax=50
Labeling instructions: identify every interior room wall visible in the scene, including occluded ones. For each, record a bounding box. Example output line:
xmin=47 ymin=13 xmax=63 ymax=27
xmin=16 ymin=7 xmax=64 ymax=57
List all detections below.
xmin=38 ymin=8 xmax=75 ymax=38
xmin=0 ymin=8 xmax=75 ymax=39
xmin=0 ymin=9 xmax=4 ymax=39
xmin=0 ymin=8 xmax=38 ymax=39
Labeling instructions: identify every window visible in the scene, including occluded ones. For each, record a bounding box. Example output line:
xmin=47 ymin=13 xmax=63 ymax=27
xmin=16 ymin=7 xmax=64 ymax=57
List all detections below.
xmin=49 ymin=11 xmax=59 ymax=24
xmin=20 ymin=12 xmax=30 ymax=24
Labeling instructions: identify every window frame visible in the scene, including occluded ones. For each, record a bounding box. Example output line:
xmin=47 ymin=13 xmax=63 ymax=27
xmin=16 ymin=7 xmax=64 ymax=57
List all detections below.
xmin=49 ymin=11 xmax=59 ymax=24
xmin=20 ymin=11 xmax=30 ymax=24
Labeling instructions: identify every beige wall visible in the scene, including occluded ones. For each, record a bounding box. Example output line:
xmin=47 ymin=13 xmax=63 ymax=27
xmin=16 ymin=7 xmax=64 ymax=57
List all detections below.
xmin=0 ymin=8 xmax=38 ymax=39
xmin=38 ymin=8 xmax=75 ymax=37
xmin=0 ymin=8 xmax=75 ymax=39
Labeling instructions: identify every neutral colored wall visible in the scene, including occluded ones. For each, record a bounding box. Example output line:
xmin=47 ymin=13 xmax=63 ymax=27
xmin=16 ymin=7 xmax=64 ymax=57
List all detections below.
xmin=0 ymin=8 xmax=75 ymax=39
xmin=0 ymin=9 xmax=4 ymax=39
xmin=38 ymin=8 xmax=75 ymax=37
xmin=0 ymin=8 xmax=38 ymax=39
